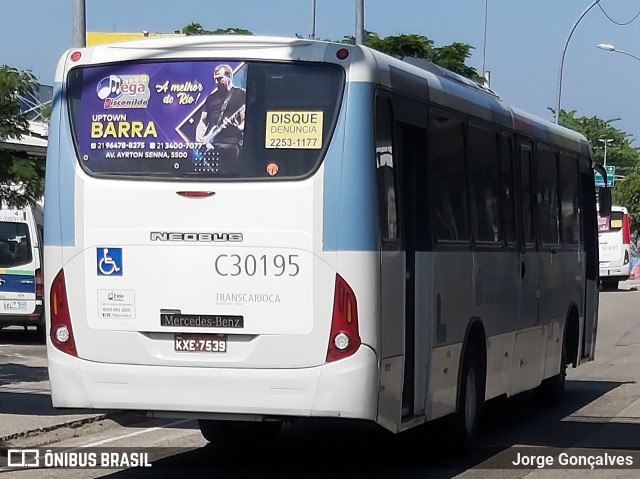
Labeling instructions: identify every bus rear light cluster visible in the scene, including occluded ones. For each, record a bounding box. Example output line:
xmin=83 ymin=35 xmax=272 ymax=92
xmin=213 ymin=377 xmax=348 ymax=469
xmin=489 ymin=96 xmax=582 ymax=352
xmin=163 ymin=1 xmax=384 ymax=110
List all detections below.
xmin=35 ymin=268 xmax=43 ymax=300
xmin=326 ymin=273 xmax=361 ymax=363
xmin=50 ymin=269 xmax=78 ymax=357
xmin=623 ymin=214 xmax=631 ymax=244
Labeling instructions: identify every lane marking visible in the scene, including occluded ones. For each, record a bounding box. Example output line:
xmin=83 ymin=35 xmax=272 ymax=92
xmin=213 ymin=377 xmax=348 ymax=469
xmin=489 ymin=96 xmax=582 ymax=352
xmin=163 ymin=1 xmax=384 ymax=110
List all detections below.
xmin=79 ymin=418 xmax=194 ymax=448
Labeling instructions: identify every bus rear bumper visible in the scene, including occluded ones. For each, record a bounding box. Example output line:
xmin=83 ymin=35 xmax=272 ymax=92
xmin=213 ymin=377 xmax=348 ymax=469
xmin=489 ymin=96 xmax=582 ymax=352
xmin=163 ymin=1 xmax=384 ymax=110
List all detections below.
xmin=48 ymin=344 xmax=378 ymax=421
xmin=599 ymin=268 xmax=630 ymax=279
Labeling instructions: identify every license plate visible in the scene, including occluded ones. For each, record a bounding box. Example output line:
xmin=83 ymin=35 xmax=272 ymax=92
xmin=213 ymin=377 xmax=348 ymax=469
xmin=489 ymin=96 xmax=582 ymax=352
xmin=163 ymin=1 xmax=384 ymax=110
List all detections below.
xmin=4 ymin=301 xmax=27 ymax=311
xmin=174 ymin=334 xmax=227 ymax=353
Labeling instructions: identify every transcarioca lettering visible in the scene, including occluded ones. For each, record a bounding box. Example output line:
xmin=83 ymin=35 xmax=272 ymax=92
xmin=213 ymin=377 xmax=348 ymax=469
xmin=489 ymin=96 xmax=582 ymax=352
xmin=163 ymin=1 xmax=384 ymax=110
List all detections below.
xmin=216 ymin=293 xmax=281 ymax=304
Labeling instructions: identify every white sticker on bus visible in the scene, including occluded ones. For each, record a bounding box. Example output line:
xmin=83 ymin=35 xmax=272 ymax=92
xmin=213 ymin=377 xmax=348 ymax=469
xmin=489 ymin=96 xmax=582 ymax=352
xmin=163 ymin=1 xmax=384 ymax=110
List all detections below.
xmin=97 ymin=289 xmax=136 ymax=319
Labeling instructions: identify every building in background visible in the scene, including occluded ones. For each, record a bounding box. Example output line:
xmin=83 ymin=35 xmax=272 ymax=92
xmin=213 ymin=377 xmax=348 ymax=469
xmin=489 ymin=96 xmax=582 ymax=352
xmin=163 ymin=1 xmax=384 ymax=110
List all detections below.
xmin=87 ymin=31 xmax=184 ymax=46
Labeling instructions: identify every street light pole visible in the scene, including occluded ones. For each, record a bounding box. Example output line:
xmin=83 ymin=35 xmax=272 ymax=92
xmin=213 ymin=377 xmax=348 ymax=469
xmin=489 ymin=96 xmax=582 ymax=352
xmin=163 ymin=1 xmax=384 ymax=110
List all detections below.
xmin=72 ymin=0 xmax=86 ymax=47
xmin=597 ymin=43 xmax=640 ymax=63
xmin=310 ymin=0 xmax=316 ymax=39
xmin=555 ymin=0 xmax=601 ymax=124
xmin=599 ymin=138 xmax=613 ymax=166
xmin=355 ymin=0 xmax=364 ymax=45
xmin=482 ymin=0 xmax=489 ymax=82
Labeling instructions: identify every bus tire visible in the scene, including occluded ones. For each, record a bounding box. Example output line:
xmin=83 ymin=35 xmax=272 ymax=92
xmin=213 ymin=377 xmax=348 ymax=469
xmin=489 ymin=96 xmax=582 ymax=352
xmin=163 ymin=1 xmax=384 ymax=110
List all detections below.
xmin=601 ymin=278 xmax=619 ymax=291
xmin=198 ymin=419 xmax=282 ymax=446
xmin=451 ymin=342 xmax=484 ymax=450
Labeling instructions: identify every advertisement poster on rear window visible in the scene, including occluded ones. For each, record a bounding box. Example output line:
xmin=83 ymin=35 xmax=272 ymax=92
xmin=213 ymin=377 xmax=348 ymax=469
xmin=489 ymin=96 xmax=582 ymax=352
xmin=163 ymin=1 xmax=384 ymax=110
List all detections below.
xmin=70 ymin=61 xmax=247 ymax=177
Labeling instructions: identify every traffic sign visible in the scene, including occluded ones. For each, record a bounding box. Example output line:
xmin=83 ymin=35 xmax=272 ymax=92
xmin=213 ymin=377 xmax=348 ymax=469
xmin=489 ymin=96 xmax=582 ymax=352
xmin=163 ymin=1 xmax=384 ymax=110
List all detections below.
xmin=595 ymin=165 xmax=616 ymax=187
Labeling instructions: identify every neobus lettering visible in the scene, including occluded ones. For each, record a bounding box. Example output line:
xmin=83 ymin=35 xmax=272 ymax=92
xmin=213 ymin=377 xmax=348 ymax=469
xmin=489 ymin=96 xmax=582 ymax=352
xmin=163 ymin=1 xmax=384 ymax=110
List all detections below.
xmin=91 ymin=121 xmax=157 ymax=138
xmin=150 ymin=232 xmax=243 ymax=242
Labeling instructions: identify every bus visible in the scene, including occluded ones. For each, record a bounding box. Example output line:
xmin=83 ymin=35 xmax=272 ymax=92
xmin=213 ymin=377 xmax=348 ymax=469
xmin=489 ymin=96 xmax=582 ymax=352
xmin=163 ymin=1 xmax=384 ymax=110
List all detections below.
xmin=44 ymin=35 xmax=604 ymax=446
xmin=598 ymin=205 xmax=631 ymax=290
xmin=0 ymin=202 xmax=45 ymax=338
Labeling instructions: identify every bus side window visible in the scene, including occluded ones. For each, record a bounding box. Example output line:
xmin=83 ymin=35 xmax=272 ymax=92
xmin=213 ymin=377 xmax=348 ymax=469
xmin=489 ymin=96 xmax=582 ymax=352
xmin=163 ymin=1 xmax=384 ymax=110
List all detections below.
xmin=537 ymin=146 xmax=560 ymax=245
xmin=468 ymin=123 xmax=502 ymax=244
xmin=559 ymin=154 xmax=581 ymax=245
xmin=429 ymin=111 xmax=468 ymax=242
xmin=375 ymin=94 xmax=398 ymax=242
xmin=520 ymin=144 xmax=535 ymax=246
xmin=500 ymin=135 xmax=517 ymax=245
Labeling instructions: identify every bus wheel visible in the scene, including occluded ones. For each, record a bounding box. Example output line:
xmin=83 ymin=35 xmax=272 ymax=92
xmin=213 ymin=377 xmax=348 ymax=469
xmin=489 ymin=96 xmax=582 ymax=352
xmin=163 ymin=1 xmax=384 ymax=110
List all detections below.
xmin=198 ymin=420 xmax=282 ymax=446
xmin=601 ymin=278 xmax=619 ymax=291
xmin=451 ymin=343 xmax=483 ymax=450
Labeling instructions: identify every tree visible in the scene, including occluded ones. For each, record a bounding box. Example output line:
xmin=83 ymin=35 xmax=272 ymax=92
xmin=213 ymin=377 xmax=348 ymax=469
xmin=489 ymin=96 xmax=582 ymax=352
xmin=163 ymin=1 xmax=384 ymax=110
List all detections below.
xmin=612 ymin=173 xmax=640 ymax=234
xmin=182 ymin=23 xmax=252 ymax=36
xmin=556 ymin=109 xmax=640 ymax=173
xmin=0 ymin=65 xmax=45 ymax=207
xmin=556 ymin=109 xmax=640 ymax=232
xmin=181 ymin=24 xmax=482 ymax=83
xmin=340 ymin=31 xmax=482 ymax=82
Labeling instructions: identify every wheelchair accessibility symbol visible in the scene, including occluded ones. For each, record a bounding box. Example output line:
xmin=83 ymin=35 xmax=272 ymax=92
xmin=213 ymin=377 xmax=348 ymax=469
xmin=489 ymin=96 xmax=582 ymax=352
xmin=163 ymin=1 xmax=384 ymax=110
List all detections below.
xmin=97 ymin=248 xmax=123 ymax=276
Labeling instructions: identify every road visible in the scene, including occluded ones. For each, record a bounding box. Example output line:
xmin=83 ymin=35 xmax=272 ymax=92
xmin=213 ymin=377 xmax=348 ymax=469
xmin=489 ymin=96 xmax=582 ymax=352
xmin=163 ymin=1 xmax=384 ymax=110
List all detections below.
xmin=1 ymin=282 xmax=640 ymax=478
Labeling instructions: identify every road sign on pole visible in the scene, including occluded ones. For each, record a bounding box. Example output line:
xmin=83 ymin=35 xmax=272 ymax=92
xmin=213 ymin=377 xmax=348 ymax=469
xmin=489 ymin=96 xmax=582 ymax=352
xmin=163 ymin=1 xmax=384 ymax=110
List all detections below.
xmin=595 ymin=165 xmax=616 ymax=187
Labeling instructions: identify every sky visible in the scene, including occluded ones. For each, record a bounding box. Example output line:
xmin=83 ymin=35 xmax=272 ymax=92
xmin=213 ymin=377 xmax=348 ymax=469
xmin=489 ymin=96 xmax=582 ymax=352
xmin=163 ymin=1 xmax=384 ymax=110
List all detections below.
xmin=3 ymin=0 xmax=640 ymax=142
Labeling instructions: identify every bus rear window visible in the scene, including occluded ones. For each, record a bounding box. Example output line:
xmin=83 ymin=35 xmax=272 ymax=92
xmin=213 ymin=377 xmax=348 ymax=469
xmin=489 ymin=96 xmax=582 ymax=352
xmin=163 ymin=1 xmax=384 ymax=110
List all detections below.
xmin=0 ymin=222 xmax=32 ymax=268
xmin=67 ymin=61 xmax=344 ymax=180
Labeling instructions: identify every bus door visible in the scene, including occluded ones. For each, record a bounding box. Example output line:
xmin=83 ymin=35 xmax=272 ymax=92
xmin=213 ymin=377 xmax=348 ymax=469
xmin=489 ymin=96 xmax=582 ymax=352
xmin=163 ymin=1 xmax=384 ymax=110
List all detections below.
xmin=580 ymin=158 xmax=599 ymax=361
xmin=510 ymin=139 xmax=542 ymax=395
xmin=375 ymin=95 xmax=424 ymax=428
xmin=375 ymin=94 xmax=406 ymax=431
xmin=396 ymin=121 xmax=427 ymax=419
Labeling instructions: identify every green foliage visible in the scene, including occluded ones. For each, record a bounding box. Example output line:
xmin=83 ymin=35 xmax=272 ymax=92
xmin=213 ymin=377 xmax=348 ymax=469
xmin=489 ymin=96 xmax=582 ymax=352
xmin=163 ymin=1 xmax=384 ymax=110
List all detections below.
xmin=431 ymin=42 xmax=482 ymax=83
xmin=182 ymin=23 xmax=253 ymax=36
xmin=612 ymin=173 xmax=640 ymax=233
xmin=556 ymin=109 xmax=640 ymax=231
xmin=0 ymin=66 xmax=35 ymax=140
xmin=182 ymin=25 xmax=481 ymax=82
xmin=557 ymin=109 xmax=640 ymax=172
xmin=0 ymin=65 xmax=44 ymax=207
xmin=340 ymin=31 xmax=482 ymax=83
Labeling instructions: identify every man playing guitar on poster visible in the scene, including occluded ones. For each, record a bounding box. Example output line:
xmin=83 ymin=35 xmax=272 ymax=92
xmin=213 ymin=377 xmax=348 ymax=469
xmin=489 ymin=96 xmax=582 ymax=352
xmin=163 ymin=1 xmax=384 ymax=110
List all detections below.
xmin=195 ymin=64 xmax=246 ymax=174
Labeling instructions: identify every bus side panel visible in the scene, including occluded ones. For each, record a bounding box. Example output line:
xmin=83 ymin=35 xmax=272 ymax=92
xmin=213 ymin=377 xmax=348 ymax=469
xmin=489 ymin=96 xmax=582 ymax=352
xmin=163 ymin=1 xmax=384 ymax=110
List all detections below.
xmin=473 ymin=250 xmax=519 ymax=400
xmin=426 ymin=251 xmax=473 ymax=420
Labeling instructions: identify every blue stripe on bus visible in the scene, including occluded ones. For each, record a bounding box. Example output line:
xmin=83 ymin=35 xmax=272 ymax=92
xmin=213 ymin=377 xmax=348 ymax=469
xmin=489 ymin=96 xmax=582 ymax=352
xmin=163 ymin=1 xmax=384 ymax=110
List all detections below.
xmin=44 ymin=82 xmax=76 ymax=247
xmin=323 ymin=82 xmax=378 ymax=252
xmin=0 ymin=273 xmax=35 ymax=294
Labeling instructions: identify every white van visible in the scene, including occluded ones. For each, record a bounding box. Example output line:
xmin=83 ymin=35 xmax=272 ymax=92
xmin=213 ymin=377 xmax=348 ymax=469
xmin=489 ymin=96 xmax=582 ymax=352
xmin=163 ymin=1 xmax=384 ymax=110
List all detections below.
xmin=598 ymin=205 xmax=631 ymax=290
xmin=0 ymin=203 xmax=44 ymax=337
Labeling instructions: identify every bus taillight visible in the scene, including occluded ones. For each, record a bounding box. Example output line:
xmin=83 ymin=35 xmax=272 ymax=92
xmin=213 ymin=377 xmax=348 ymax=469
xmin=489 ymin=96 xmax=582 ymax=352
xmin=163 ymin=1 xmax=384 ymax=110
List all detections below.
xmin=50 ymin=269 xmax=78 ymax=357
xmin=326 ymin=274 xmax=361 ymax=363
xmin=35 ymin=268 xmax=43 ymax=299
xmin=623 ymin=214 xmax=631 ymax=244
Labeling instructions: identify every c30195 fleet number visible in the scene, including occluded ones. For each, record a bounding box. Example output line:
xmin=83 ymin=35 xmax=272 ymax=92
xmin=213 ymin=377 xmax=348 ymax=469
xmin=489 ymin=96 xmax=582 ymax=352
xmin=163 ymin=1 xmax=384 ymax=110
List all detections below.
xmin=214 ymin=254 xmax=300 ymax=277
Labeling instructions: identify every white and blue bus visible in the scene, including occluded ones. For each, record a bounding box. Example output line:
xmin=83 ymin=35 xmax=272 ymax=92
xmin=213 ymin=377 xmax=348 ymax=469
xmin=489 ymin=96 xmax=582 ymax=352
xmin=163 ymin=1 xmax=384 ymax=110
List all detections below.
xmin=0 ymin=201 xmax=44 ymax=338
xmin=45 ymin=36 xmax=604 ymax=446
